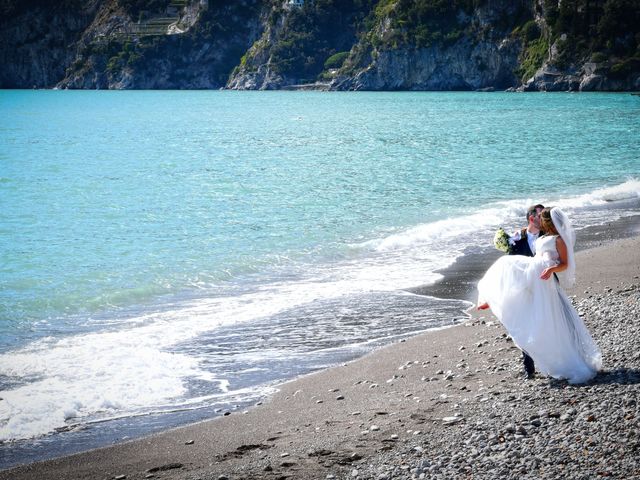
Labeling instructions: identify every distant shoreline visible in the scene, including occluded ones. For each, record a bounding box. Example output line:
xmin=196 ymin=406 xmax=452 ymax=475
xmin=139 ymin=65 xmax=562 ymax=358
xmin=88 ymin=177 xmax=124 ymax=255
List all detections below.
xmin=3 ymin=87 xmax=640 ymax=93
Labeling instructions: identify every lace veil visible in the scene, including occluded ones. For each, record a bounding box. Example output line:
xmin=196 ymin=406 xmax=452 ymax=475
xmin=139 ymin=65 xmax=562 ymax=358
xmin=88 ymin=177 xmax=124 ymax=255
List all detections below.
xmin=551 ymin=207 xmax=576 ymax=287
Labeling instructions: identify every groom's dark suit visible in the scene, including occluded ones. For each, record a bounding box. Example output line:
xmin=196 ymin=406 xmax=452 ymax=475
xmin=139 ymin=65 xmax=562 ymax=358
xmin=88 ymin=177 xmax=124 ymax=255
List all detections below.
xmin=509 ymin=227 xmax=536 ymax=378
xmin=510 ymin=227 xmax=535 ymax=257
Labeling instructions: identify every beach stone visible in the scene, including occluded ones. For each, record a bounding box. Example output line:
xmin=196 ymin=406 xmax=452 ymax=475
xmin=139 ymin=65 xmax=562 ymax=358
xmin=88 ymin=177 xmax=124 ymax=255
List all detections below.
xmin=442 ymin=415 xmax=463 ymax=425
xmin=147 ymin=463 xmax=183 ymax=473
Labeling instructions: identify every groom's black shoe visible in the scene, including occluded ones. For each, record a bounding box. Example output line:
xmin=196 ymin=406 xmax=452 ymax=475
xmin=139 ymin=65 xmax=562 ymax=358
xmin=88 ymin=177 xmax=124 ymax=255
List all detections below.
xmin=523 ymin=352 xmax=535 ymax=379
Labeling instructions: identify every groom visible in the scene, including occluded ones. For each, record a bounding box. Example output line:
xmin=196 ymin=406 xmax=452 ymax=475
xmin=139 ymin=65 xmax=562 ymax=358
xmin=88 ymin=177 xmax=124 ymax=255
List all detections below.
xmin=510 ymin=203 xmax=545 ymax=379
xmin=510 ymin=204 xmax=545 ymax=257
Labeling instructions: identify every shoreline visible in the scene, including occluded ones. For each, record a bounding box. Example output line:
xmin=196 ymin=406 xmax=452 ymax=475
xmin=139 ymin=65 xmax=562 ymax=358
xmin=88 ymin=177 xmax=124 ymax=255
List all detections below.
xmin=2 ymin=217 xmax=640 ymax=479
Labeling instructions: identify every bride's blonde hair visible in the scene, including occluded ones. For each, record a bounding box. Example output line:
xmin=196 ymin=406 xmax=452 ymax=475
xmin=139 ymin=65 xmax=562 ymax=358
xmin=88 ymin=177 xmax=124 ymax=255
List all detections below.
xmin=540 ymin=207 xmax=559 ymax=235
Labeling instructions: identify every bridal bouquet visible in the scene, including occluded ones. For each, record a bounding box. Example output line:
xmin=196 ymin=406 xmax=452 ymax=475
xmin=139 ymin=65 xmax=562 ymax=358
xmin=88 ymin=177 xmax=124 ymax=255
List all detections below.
xmin=493 ymin=228 xmax=514 ymax=254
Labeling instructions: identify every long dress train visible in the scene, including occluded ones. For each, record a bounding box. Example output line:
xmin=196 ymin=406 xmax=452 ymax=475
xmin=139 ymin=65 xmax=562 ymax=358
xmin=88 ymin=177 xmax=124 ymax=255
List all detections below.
xmin=477 ymin=235 xmax=601 ymax=384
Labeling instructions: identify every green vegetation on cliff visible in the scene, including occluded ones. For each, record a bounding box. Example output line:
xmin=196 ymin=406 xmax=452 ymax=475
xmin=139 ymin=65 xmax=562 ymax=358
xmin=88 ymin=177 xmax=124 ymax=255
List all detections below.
xmin=360 ymin=0 xmax=534 ymax=49
xmin=262 ymin=0 xmax=377 ymax=82
xmin=368 ymin=0 xmax=476 ymax=49
xmin=513 ymin=19 xmax=547 ymax=81
xmin=543 ymin=0 xmax=640 ymax=69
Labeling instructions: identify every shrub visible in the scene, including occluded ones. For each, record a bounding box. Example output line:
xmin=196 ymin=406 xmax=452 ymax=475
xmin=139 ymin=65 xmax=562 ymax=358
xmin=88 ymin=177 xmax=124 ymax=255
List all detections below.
xmin=106 ymin=55 xmax=121 ymax=73
xmin=610 ymin=57 xmax=640 ymax=78
xmin=517 ymin=37 xmax=548 ymax=81
xmin=324 ymin=51 xmax=349 ymax=70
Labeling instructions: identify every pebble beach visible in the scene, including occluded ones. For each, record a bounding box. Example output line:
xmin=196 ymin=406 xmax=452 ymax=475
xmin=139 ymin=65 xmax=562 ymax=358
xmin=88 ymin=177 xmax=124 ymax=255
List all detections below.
xmin=2 ymin=229 xmax=640 ymax=480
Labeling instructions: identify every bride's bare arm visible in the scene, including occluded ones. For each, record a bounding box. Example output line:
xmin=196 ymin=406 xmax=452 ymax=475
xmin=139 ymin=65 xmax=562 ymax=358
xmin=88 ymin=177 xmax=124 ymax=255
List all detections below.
xmin=540 ymin=237 xmax=568 ymax=280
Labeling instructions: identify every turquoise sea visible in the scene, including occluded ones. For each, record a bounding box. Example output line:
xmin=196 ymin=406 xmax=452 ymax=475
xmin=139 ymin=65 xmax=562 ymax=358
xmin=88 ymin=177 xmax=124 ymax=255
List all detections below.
xmin=1 ymin=90 xmax=639 ymax=466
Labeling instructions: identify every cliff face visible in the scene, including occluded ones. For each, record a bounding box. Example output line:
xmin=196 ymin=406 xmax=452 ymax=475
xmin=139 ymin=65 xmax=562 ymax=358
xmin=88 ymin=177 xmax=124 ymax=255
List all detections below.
xmin=330 ymin=39 xmax=521 ymax=91
xmin=227 ymin=0 xmax=377 ymax=90
xmin=1 ymin=0 xmax=639 ymax=91
xmin=328 ymin=1 xmax=526 ymax=91
xmin=519 ymin=0 xmax=640 ymax=92
xmin=521 ymin=37 xmax=640 ymax=92
xmin=59 ymin=0 xmax=264 ymax=89
xmin=522 ymin=59 xmax=640 ymax=92
xmin=0 ymin=0 xmax=264 ymax=89
xmin=225 ymin=5 xmax=288 ymax=90
xmin=0 ymin=1 xmax=101 ymax=88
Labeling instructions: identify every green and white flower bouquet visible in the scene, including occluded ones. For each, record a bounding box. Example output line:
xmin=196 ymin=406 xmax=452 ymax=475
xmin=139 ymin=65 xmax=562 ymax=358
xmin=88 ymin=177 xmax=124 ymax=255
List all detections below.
xmin=493 ymin=228 xmax=514 ymax=254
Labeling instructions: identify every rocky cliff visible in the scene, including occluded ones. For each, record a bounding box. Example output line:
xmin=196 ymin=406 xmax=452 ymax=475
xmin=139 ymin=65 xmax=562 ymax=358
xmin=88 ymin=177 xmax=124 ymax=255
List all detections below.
xmin=59 ymin=0 xmax=264 ymax=89
xmin=0 ymin=1 xmax=100 ymax=88
xmin=328 ymin=1 xmax=527 ymax=91
xmin=1 ymin=0 xmax=638 ymax=91
xmin=227 ymin=0 xmax=378 ymax=90
xmin=328 ymin=38 xmax=521 ymax=91
xmin=518 ymin=0 xmax=640 ymax=91
xmin=1 ymin=0 xmax=264 ymax=89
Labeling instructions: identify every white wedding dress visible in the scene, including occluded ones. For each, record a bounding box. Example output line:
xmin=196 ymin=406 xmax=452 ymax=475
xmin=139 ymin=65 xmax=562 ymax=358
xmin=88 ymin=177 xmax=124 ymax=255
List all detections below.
xmin=478 ymin=234 xmax=602 ymax=384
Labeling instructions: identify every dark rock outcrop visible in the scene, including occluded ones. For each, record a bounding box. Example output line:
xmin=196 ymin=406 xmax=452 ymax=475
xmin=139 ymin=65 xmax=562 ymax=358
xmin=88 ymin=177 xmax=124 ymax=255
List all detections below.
xmin=330 ymin=37 xmax=521 ymax=91
xmin=521 ymin=45 xmax=640 ymax=92
xmin=329 ymin=0 xmax=527 ymax=91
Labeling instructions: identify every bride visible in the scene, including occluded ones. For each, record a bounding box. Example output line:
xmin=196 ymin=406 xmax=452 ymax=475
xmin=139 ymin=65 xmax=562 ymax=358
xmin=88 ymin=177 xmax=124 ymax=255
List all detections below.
xmin=477 ymin=207 xmax=602 ymax=384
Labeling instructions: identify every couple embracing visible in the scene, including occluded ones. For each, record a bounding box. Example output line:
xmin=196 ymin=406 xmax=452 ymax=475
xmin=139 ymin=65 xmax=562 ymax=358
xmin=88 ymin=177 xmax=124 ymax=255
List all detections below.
xmin=477 ymin=205 xmax=602 ymax=384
